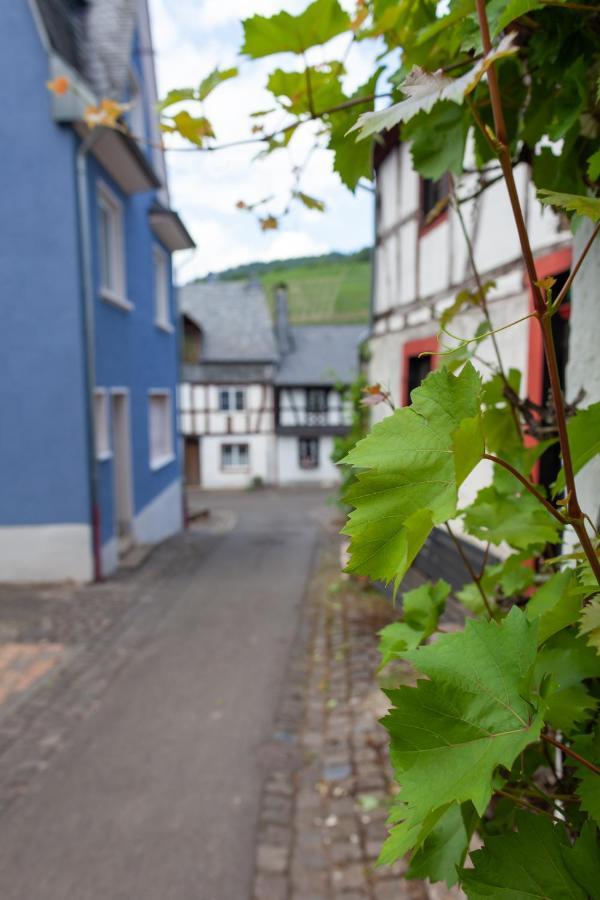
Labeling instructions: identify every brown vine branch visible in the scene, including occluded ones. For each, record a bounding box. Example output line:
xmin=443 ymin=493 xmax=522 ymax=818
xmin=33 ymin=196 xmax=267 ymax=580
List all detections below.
xmin=542 ymin=733 xmax=600 ymax=775
xmin=475 ymin=0 xmax=600 ymax=586
xmin=445 ymin=522 xmax=496 ymax=619
xmin=483 ymin=453 xmax=567 ymax=525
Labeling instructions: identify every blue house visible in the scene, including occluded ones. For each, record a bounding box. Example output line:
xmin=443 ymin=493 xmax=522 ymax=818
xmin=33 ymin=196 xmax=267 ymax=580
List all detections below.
xmin=0 ymin=0 xmax=195 ymax=582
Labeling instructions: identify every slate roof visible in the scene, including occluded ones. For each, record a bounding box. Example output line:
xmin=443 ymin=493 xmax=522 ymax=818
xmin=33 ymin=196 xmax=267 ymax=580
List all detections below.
xmin=35 ymin=0 xmax=137 ymax=97
xmin=179 ymin=282 xmax=278 ymax=363
xmin=275 ymin=325 xmax=366 ymax=386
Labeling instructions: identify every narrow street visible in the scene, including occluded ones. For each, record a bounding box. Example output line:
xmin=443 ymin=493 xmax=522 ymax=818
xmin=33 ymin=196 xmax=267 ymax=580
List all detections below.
xmin=0 ymin=490 xmax=329 ymax=900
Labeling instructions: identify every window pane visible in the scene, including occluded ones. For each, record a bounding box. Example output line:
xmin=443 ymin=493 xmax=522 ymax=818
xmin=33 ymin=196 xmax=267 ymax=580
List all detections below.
xmin=99 ymin=205 xmax=113 ymax=289
xmin=222 ymin=445 xmax=232 ymax=466
xmin=154 ymin=251 xmax=169 ymax=325
xmin=219 ymin=390 xmax=230 ymax=411
xmin=235 ymin=390 xmax=245 ymax=411
xmin=238 ymin=444 xmax=249 ymax=466
xmin=299 ymin=437 xmax=319 ymax=468
xmin=149 ymin=394 xmax=173 ymax=465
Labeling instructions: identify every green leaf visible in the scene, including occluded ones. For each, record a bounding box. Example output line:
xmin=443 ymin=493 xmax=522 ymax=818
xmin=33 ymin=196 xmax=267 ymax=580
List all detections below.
xmin=461 ymin=812 xmax=600 ymax=899
xmin=568 ymin=731 xmax=600 ymax=826
xmin=293 ymin=191 xmax=326 ymax=212
xmin=490 ymin=0 xmax=543 ymax=37
xmin=341 ymin=363 xmax=483 ymax=590
xmin=588 ymin=148 xmax=600 ymax=182
xmin=453 ymin=415 xmax=485 ymax=485
xmin=380 ymin=609 xmax=542 ymax=862
xmin=406 ymin=803 xmax=471 ymax=886
xmin=168 ymin=111 xmax=214 ymax=145
xmin=457 ymin=554 xmax=534 ymax=616
xmin=464 ymin=484 xmax=561 ymax=550
xmin=404 ymin=101 xmax=470 ymax=179
xmin=378 ymin=621 xmax=425 ymax=669
xmin=538 ymin=189 xmax=600 ymax=222
xmin=350 ymin=35 xmax=517 ymax=140
xmin=526 ymin=570 xmax=580 ymax=644
xmin=579 ymin=598 xmax=600 ymax=655
xmin=242 ymin=0 xmax=350 ymax=58
xmin=198 ymin=67 xmax=238 ymax=101
xmin=378 ymin=580 xmax=450 ymax=669
xmin=534 ymin=630 xmax=600 ymax=732
xmin=553 ymin=402 xmax=600 ymax=492
xmin=327 ymin=69 xmax=382 ymax=191
xmin=267 ymin=64 xmax=344 ymax=116
xmin=157 ymin=87 xmax=195 ymax=112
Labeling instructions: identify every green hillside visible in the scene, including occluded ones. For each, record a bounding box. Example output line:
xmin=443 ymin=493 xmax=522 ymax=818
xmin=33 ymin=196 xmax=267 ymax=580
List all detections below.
xmin=203 ymin=250 xmax=371 ymax=324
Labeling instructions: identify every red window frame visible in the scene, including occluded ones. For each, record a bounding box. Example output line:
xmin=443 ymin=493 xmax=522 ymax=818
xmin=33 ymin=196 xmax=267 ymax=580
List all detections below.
xmin=526 ymin=247 xmax=572 ymax=479
xmin=419 ymin=175 xmax=450 ymax=237
xmin=401 ymin=336 xmax=439 ymax=406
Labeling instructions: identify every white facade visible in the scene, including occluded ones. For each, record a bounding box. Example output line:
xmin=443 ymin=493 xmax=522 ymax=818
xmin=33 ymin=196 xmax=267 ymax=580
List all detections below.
xmin=276 ymin=435 xmax=340 ymax=485
xmin=369 ymin=137 xmax=573 ymax=544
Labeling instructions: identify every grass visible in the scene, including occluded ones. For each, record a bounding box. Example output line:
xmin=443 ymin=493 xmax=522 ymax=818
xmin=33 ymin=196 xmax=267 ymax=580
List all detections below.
xmin=260 ymin=258 xmax=371 ymax=324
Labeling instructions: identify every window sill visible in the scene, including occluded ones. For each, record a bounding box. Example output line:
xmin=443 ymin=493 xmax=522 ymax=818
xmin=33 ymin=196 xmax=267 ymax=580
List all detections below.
xmin=155 ymin=320 xmax=175 ymax=334
xmin=222 ymin=467 xmax=250 ymax=474
xmin=150 ymin=452 xmax=176 ymax=472
xmin=101 ymin=288 xmax=133 ymax=312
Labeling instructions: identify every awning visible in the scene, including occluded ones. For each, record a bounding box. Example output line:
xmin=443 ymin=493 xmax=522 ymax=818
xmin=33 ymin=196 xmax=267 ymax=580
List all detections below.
xmin=150 ymin=204 xmax=196 ymax=252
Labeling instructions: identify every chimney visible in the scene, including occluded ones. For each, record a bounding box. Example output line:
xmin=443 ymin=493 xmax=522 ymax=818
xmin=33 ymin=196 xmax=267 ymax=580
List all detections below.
xmin=275 ymin=283 xmax=292 ymax=355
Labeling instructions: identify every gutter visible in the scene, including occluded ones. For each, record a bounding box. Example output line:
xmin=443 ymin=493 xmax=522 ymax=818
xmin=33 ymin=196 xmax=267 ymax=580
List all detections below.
xmin=76 ymin=131 xmax=103 ymax=581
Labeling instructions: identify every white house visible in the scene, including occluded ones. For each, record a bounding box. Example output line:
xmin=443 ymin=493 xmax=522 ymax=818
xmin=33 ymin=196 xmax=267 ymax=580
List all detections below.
xmin=367 ymin=131 xmax=573 ymax=573
xmin=178 ymin=281 xmax=364 ymax=488
xmin=179 ymin=282 xmax=278 ymax=489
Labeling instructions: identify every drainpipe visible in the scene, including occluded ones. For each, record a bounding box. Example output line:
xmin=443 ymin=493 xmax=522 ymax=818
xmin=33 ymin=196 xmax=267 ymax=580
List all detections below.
xmin=76 ymin=131 xmax=102 ymax=581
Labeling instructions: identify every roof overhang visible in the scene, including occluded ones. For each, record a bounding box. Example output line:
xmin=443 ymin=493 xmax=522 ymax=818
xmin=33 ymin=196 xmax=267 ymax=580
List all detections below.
xmin=150 ymin=205 xmax=196 ymax=251
xmin=75 ymin=122 xmax=161 ymax=195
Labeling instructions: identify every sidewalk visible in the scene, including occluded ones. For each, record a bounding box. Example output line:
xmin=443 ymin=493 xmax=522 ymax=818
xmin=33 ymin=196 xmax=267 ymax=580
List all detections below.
xmin=252 ymin=531 xmax=435 ymax=900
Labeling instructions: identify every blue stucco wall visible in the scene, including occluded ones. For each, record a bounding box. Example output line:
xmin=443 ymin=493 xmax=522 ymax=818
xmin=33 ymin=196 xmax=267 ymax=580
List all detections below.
xmin=0 ymin=3 xmax=91 ymax=526
xmin=89 ymin=162 xmax=180 ymax=545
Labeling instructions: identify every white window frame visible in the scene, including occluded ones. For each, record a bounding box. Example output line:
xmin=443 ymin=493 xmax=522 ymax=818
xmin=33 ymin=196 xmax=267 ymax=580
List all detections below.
xmin=153 ymin=245 xmax=173 ymax=332
xmin=148 ymin=390 xmax=175 ymax=471
xmin=94 ymin=388 xmax=112 ymax=460
xmin=97 ymin=181 xmax=131 ymax=311
xmin=221 ymin=443 xmax=250 ymax=472
xmin=218 ymin=387 xmax=246 ymax=412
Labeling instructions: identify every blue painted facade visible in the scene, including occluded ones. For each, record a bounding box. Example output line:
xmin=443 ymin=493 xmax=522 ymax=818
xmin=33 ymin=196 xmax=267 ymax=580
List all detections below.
xmin=0 ymin=1 xmax=190 ymax=581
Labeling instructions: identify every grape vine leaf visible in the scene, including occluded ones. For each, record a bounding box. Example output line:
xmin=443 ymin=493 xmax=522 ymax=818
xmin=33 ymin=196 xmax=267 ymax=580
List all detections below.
xmin=526 ymin=569 xmax=580 ymax=644
xmin=379 ymin=609 xmax=543 ymax=863
xmin=461 ymin=812 xmax=600 ymax=899
xmin=534 ymin=631 xmax=600 ymax=733
xmin=341 ymin=363 xmax=483 ymax=591
xmin=489 ymin=0 xmax=544 ymax=37
xmin=403 ymin=101 xmax=470 ymax=179
xmin=553 ymin=402 xmax=600 ymax=492
xmin=327 ymin=70 xmax=383 ymax=191
xmin=538 ymin=189 xmax=600 ymax=222
xmin=569 ymin=730 xmax=600 ymax=826
xmin=405 ymin=802 xmax=474 ymax=887
xmin=579 ymin=598 xmax=600 ymax=655
xmin=464 ymin=483 xmax=561 ymax=550
xmin=198 ymin=67 xmax=238 ymax=101
xmin=378 ymin=579 xmax=450 ymax=669
xmin=242 ymin=0 xmax=350 ymax=58
xmin=267 ymin=65 xmax=344 ymax=116
xmin=350 ymin=34 xmax=517 ymax=139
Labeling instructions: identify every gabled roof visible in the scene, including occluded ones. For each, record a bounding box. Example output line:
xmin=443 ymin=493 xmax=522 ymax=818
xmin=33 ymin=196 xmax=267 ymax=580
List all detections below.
xmin=275 ymin=325 xmax=366 ymax=386
xmin=179 ymin=282 xmax=278 ymax=363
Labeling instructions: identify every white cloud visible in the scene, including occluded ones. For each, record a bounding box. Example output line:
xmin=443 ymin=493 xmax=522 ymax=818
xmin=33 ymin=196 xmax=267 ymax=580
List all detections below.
xmin=148 ymin=0 xmax=376 ymax=278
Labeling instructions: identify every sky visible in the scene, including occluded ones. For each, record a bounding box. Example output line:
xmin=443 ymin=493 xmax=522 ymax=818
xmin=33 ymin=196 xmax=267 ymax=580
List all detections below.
xmin=147 ymin=0 xmax=381 ymax=281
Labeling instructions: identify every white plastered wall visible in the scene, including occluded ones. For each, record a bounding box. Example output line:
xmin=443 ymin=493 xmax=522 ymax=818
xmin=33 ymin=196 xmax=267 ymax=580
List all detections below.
xmin=277 ymin=435 xmax=340 ymax=486
xmin=201 ymin=433 xmax=275 ymax=489
xmin=0 ymin=524 xmax=94 ymax=583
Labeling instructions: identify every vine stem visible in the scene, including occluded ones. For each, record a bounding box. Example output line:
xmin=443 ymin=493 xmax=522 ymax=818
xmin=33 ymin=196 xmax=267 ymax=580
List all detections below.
xmin=542 ymin=734 xmax=600 ymax=775
xmin=475 ymin=0 xmax=600 ymax=586
xmin=483 ymin=454 xmax=567 ymax=526
xmin=445 ymin=522 xmax=495 ymax=619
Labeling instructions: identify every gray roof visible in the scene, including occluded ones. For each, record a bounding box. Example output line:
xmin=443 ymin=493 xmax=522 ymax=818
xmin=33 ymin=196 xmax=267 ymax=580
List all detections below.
xmin=179 ymin=282 xmax=278 ymax=363
xmin=276 ymin=325 xmax=366 ymax=386
xmin=35 ymin=0 xmax=137 ymax=98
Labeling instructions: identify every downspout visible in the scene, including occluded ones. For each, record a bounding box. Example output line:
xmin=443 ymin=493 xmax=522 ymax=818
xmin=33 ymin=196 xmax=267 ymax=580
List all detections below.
xmin=76 ymin=131 xmax=103 ymax=581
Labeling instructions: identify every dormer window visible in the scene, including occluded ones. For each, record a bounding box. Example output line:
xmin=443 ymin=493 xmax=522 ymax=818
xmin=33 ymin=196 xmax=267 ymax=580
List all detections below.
xmin=306 ymin=388 xmax=328 ymax=413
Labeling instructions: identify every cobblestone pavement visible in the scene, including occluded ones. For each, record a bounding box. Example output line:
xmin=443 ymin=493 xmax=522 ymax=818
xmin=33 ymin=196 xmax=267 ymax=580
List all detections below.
xmin=252 ymin=532 xmax=436 ymax=900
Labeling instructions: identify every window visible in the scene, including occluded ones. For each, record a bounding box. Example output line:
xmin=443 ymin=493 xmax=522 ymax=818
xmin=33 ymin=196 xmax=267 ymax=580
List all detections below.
xmin=221 ymin=443 xmax=249 ymax=470
xmin=402 ymin=338 xmax=437 ymax=405
xmin=148 ymin=391 xmax=174 ymax=469
xmin=407 ymin=355 xmax=432 ymax=398
xmin=97 ymin=183 xmax=129 ymax=308
xmin=306 ymin=388 xmax=328 ymax=413
xmin=299 ymin=437 xmax=319 ymax=469
xmin=218 ymin=388 xmax=245 ymax=411
xmin=420 ymin=174 xmax=450 ymax=226
xmin=93 ymin=389 xmax=111 ymax=460
xmin=153 ymin=247 xmax=171 ymax=330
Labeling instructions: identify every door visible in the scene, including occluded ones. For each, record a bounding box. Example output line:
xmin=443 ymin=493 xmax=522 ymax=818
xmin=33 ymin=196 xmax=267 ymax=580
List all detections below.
xmin=111 ymin=391 xmax=134 ymax=539
xmin=184 ymin=436 xmax=201 ymax=486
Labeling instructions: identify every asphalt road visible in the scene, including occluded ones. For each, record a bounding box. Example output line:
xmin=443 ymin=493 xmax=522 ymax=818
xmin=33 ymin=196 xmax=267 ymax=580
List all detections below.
xmin=0 ymin=488 xmax=329 ymax=900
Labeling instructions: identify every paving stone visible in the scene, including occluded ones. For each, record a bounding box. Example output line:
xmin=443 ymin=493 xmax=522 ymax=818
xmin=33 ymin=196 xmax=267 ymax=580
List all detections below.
xmin=254 ymin=873 xmax=288 ymax=900
xmin=257 ymin=844 xmax=289 ymax=875
xmin=331 ymin=863 xmax=367 ymax=891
